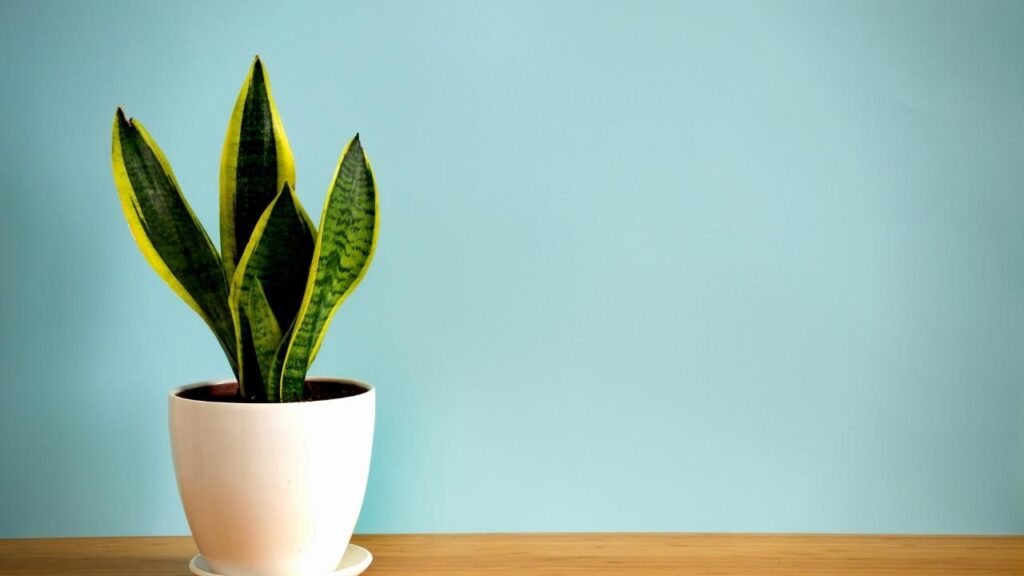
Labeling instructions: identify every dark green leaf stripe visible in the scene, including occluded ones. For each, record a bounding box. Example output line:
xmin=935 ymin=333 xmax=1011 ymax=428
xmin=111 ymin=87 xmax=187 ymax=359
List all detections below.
xmin=279 ymin=136 xmax=378 ymax=401
xmin=111 ymin=109 xmax=238 ymax=375
xmin=230 ymin=183 xmax=316 ymax=400
xmin=237 ymin=318 xmax=264 ymax=401
xmin=220 ymin=56 xmax=296 ymax=282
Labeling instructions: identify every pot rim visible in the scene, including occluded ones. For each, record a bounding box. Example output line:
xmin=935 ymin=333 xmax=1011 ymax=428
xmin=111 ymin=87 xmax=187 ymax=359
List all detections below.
xmin=169 ymin=377 xmax=374 ymax=409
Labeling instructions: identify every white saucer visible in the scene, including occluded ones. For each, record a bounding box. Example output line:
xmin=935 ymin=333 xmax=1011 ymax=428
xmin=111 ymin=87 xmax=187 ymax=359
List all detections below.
xmin=189 ymin=544 xmax=373 ymax=576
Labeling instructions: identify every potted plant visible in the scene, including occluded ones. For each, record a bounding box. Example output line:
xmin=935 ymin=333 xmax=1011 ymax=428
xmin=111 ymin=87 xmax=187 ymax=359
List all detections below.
xmin=111 ymin=56 xmax=378 ymax=576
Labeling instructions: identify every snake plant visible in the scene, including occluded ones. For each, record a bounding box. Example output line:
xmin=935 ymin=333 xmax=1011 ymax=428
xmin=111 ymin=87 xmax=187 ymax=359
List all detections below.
xmin=111 ymin=56 xmax=378 ymax=402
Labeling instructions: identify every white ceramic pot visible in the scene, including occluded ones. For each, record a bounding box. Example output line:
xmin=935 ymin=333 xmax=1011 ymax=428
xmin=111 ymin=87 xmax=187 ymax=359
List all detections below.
xmin=169 ymin=378 xmax=375 ymax=576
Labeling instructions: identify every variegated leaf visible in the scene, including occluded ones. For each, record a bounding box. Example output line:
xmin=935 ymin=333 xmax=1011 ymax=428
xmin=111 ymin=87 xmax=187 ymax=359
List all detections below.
xmin=244 ymin=279 xmax=282 ymax=390
xmin=111 ymin=108 xmax=238 ymax=376
xmin=230 ymin=183 xmax=316 ymax=400
xmin=279 ymin=135 xmax=378 ymax=401
xmin=220 ymin=55 xmax=296 ymax=283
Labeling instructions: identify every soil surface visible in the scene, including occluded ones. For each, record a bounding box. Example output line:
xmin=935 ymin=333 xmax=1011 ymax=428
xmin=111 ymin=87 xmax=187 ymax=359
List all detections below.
xmin=177 ymin=380 xmax=368 ymax=403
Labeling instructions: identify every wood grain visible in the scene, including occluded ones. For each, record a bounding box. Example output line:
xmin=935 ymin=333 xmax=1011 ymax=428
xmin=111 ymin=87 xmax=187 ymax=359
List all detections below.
xmin=1 ymin=533 xmax=1021 ymax=575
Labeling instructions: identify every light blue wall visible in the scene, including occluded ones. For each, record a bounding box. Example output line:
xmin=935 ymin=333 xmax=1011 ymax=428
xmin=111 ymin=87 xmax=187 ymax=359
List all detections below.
xmin=1 ymin=0 xmax=1022 ymax=537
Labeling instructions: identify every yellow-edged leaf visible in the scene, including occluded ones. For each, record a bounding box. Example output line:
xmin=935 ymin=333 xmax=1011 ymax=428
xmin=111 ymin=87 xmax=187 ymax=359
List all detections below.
xmin=278 ymin=135 xmax=378 ymax=401
xmin=111 ymin=108 xmax=237 ymax=375
xmin=244 ymin=279 xmax=282 ymax=389
xmin=229 ymin=183 xmax=315 ymax=400
xmin=220 ymin=56 xmax=302 ymax=283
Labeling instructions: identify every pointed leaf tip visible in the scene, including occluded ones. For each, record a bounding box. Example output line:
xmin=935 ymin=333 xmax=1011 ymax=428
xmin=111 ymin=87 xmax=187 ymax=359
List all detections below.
xmin=115 ymin=107 xmax=130 ymax=128
xmin=348 ymin=134 xmax=363 ymax=156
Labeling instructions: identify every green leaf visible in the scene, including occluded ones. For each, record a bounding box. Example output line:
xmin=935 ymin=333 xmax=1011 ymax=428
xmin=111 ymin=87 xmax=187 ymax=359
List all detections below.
xmin=267 ymin=318 xmax=297 ymax=397
xmin=279 ymin=135 xmax=378 ymax=402
xmin=111 ymin=108 xmax=238 ymax=376
xmin=230 ymin=183 xmax=316 ymax=400
xmin=220 ymin=55 xmax=297 ymax=283
xmin=243 ymin=279 xmax=282 ymax=390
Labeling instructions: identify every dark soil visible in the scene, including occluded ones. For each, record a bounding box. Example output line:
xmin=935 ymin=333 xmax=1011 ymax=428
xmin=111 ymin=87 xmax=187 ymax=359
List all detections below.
xmin=177 ymin=380 xmax=368 ymax=403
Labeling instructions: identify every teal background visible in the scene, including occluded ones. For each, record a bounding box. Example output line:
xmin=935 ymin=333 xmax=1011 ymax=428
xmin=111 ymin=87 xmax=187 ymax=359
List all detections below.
xmin=1 ymin=0 xmax=1022 ymax=537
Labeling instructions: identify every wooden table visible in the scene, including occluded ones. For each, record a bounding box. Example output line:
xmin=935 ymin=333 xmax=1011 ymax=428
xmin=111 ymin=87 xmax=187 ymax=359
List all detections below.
xmin=1 ymin=534 xmax=1022 ymax=575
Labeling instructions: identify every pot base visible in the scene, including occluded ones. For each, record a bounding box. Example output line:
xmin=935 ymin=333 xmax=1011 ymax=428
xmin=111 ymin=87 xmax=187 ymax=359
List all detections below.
xmin=189 ymin=544 xmax=372 ymax=576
